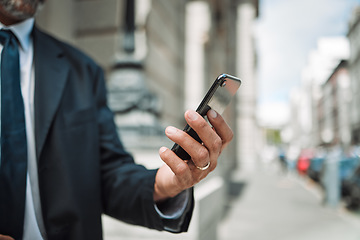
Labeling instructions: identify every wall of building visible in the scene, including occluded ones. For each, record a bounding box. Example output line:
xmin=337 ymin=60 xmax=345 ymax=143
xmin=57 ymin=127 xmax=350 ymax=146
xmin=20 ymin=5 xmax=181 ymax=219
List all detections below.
xmin=144 ymin=0 xmax=186 ymax=127
xmin=286 ymin=37 xmax=350 ymax=153
xmin=318 ymin=61 xmax=350 ymax=147
xmin=235 ymin=0 xmax=259 ymax=173
xmin=348 ymin=6 xmax=360 ymax=143
xmin=35 ymin=0 xmax=260 ymax=239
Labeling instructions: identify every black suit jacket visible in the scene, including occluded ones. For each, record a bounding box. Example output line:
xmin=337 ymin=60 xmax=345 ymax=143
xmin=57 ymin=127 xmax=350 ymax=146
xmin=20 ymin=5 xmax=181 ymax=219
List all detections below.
xmin=31 ymin=27 xmax=193 ymax=240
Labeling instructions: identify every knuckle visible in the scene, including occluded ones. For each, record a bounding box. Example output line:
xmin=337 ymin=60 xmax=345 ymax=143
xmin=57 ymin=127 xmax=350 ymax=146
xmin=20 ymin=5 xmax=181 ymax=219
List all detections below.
xmin=175 ymin=130 xmax=187 ymax=140
xmin=176 ymin=163 xmax=188 ymax=176
xmin=160 ymin=148 xmax=171 ymax=161
xmin=175 ymin=167 xmax=192 ymax=188
xmin=226 ymin=130 xmax=234 ymax=142
xmin=194 ymin=174 xmax=203 ymax=183
xmin=198 ymin=120 xmax=208 ymax=130
xmin=196 ymin=147 xmax=209 ymax=161
xmin=212 ymin=137 xmax=223 ymax=150
xmin=183 ymin=175 xmax=194 ymax=188
xmin=210 ymin=160 xmax=217 ymax=171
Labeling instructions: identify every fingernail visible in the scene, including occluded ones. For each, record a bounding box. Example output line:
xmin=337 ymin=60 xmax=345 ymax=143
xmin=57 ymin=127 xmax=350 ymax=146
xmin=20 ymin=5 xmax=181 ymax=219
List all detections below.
xmin=159 ymin=147 xmax=167 ymax=154
xmin=166 ymin=126 xmax=177 ymax=135
xmin=187 ymin=110 xmax=198 ymax=121
xmin=209 ymin=109 xmax=217 ymax=118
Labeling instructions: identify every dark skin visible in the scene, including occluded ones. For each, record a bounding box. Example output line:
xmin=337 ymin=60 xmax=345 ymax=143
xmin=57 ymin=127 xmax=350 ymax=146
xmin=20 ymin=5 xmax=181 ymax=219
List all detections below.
xmin=0 ymin=2 xmax=40 ymax=26
xmin=0 ymin=235 xmax=12 ymax=240
xmin=0 ymin=5 xmax=20 ymax=25
xmin=154 ymin=109 xmax=233 ymax=201
xmin=0 ymin=1 xmax=234 ymax=238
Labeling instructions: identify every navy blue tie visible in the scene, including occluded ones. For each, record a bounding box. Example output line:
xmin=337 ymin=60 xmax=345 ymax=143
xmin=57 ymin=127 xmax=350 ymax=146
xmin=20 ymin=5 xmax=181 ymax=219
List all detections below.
xmin=0 ymin=30 xmax=27 ymax=239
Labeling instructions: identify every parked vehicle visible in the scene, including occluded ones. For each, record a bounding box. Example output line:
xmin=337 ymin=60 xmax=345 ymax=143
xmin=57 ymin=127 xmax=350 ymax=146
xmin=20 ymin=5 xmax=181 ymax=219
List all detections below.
xmin=342 ymin=165 xmax=360 ymax=210
xmin=339 ymin=157 xmax=359 ymax=184
xmin=307 ymin=157 xmax=325 ymax=183
xmin=339 ymin=157 xmax=359 ymax=196
xmin=296 ymin=149 xmax=313 ymax=175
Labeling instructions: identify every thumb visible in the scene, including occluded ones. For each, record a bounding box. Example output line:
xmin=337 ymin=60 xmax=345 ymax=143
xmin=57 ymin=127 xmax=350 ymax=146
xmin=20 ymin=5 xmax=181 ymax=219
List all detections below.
xmin=0 ymin=235 xmax=15 ymax=240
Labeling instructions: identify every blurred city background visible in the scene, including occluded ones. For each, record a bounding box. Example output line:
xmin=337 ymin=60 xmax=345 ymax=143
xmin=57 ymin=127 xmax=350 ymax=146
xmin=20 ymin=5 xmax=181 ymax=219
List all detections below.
xmin=35 ymin=0 xmax=360 ymax=239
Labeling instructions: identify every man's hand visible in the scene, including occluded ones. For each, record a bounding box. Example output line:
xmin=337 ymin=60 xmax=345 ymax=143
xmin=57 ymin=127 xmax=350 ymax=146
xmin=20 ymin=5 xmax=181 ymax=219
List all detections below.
xmin=0 ymin=235 xmax=14 ymax=240
xmin=154 ymin=109 xmax=233 ymax=201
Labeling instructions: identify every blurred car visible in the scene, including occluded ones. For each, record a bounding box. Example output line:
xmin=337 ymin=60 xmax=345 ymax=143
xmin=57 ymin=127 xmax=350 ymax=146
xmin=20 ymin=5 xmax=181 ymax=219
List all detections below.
xmin=307 ymin=157 xmax=325 ymax=183
xmin=339 ymin=157 xmax=359 ymax=185
xmin=296 ymin=149 xmax=313 ymax=175
xmin=338 ymin=157 xmax=359 ymax=200
xmin=314 ymin=155 xmax=359 ymax=198
xmin=342 ymin=164 xmax=360 ymax=210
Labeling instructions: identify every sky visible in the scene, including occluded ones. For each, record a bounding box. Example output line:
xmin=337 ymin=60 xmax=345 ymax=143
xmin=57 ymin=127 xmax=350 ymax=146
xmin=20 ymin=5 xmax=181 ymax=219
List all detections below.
xmin=256 ymin=0 xmax=360 ymax=127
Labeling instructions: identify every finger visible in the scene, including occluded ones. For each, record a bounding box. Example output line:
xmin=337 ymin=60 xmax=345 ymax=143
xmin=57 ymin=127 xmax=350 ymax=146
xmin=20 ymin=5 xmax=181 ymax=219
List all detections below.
xmin=207 ymin=109 xmax=233 ymax=150
xmin=156 ymin=146 xmax=208 ymax=201
xmin=158 ymin=147 xmax=192 ymax=185
xmin=155 ymin=147 xmax=193 ymax=200
xmin=0 ymin=235 xmax=14 ymax=240
xmin=165 ymin=125 xmax=210 ymax=169
xmin=184 ymin=110 xmax=222 ymax=161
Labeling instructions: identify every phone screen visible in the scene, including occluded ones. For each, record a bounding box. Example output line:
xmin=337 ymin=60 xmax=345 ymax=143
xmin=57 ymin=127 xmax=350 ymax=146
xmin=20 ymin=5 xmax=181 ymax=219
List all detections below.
xmin=172 ymin=74 xmax=241 ymax=160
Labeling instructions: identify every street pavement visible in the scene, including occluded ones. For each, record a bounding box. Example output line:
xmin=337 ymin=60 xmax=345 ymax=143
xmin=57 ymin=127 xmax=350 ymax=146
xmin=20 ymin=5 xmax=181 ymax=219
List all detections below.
xmin=218 ymin=166 xmax=360 ymax=240
xmin=103 ymin=163 xmax=360 ymax=240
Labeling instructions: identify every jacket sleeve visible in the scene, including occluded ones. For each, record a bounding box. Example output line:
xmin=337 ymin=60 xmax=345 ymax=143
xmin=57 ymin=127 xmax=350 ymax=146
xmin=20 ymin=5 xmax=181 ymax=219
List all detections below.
xmin=92 ymin=66 xmax=194 ymax=232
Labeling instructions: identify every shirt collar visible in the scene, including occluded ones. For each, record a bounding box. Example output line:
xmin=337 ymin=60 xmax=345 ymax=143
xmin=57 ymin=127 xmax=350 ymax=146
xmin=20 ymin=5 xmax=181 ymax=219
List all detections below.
xmin=0 ymin=18 xmax=34 ymax=52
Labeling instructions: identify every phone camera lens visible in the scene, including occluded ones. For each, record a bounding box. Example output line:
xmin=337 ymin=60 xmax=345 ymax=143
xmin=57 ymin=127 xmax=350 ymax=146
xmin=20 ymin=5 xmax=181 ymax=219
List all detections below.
xmin=221 ymin=81 xmax=227 ymax=87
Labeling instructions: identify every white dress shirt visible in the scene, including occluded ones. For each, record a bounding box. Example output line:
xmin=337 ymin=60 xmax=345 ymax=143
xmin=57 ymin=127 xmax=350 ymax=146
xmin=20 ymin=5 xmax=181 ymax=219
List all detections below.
xmin=0 ymin=18 xmax=46 ymax=240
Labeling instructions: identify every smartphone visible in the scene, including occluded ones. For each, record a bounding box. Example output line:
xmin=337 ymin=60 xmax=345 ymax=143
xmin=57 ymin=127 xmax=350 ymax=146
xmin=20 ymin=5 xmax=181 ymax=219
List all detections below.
xmin=171 ymin=73 xmax=242 ymax=160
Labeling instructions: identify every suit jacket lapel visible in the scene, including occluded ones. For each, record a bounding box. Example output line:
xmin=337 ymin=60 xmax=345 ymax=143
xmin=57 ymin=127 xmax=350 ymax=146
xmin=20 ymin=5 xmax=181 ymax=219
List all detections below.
xmin=33 ymin=27 xmax=70 ymax=160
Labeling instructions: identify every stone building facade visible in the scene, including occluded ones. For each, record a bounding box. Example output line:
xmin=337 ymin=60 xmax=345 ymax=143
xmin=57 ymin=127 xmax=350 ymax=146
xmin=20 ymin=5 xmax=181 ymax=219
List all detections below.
xmin=317 ymin=60 xmax=351 ymax=148
xmin=348 ymin=6 xmax=360 ymax=144
xmin=35 ymin=0 xmax=259 ymax=239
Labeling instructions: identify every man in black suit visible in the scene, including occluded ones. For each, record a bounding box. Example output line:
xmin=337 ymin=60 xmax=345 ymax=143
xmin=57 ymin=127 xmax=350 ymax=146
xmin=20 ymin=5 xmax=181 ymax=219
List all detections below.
xmin=0 ymin=0 xmax=234 ymax=239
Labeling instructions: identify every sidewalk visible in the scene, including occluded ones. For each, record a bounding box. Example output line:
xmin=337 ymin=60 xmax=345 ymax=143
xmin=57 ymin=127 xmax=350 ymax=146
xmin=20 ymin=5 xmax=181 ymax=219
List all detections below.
xmin=219 ymin=168 xmax=360 ymax=240
xmin=103 ymin=160 xmax=360 ymax=240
